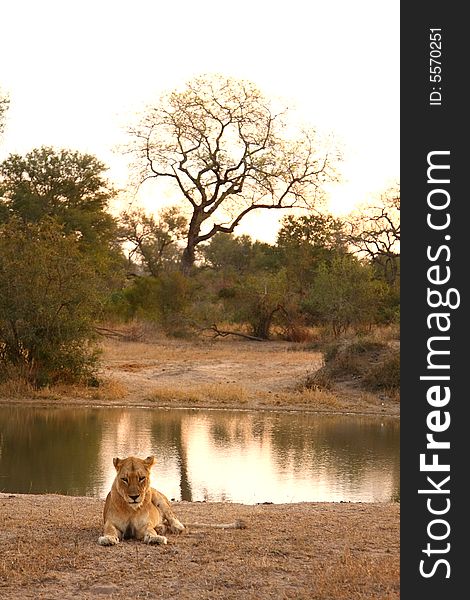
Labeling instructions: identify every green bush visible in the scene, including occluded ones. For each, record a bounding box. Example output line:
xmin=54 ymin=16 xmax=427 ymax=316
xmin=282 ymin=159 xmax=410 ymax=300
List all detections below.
xmin=107 ymin=272 xmax=195 ymax=336
xmin=228 ymin=271 xmax=289 ymax=339
xmin=303 ymin=255 xmax=387 ymax=335
xmin=0 ymin=218 xmax=103 ymax=386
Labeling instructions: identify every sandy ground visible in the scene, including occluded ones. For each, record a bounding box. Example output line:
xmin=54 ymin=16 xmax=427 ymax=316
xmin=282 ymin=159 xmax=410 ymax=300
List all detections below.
xmin=0 ymin=493 xmax=399 ymax=600
xmin=1 ymin=337 xmax=400 ymax=416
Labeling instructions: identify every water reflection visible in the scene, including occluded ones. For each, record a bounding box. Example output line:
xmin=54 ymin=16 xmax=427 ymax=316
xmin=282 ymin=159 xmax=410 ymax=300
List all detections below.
xmin=0 ymin=407 xmax=399 ymax=503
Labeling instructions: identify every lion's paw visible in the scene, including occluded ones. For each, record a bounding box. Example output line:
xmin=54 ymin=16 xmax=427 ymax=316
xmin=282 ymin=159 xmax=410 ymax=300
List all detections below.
xmin=155 ymin=523 xmax=167 ymax=535
xmin=144 ymin=533 xmax=168 ymax=545
xmin=98 ymin=535 xmax=119 ymax=546
xmin=168 ymin=519 xmax=185 ymax=534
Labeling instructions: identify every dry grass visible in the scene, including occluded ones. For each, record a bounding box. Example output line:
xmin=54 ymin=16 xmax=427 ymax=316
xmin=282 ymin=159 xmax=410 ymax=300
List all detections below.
xmin=147 ymin=382 xmax=250 ymax=405
xmin=366 ymin=324 xmax=400 ymax=344
xmin=0 ymin=377 xmax=129 ymax=403
xmin=0 ymin=377 xmax=36 ymax=398
xmin=363 ymin=351 xmax=400 ymax=391
xmin=145 ymin=382 xmax=340 ymax=410
xmin=289 ymin=386 xmax=340 ymax=408
xmin=0 ymin=493 xmax=399 ymax=599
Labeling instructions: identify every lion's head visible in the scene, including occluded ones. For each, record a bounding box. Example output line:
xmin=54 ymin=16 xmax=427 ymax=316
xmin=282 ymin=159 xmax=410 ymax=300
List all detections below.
xmin=112 ymin=455 xmax=155 ymax=510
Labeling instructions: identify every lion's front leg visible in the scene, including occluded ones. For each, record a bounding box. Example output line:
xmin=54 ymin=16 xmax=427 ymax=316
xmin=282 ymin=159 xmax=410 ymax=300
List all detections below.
xmin=151 ymin=489 xmax=185 ymax=534
xmin=98 ymin=521 xmax=121 ymax=546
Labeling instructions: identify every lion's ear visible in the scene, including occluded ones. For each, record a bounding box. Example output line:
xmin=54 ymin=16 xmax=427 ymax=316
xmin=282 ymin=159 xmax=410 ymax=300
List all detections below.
xmin=144 ymin=455 xmax=156 ymax=468
xmin=113 ymin=457 xmax=123 ymax=470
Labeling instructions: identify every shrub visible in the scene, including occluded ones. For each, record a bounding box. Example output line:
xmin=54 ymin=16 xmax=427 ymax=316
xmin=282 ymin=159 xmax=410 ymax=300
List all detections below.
xmin=363 ymin=350 xmax=400 ymax=390
xmin=303 ymin=255 xmax=387 ymax=335
xmin=107 ymin=272 xmax=195 ymax=336
xmin=228 ymin=271 xmax=290 ymax=339
xmin=0 ymin=219 xmax=103 ymax=386
xmin=305 ymin=337 xmax=399 ymax=392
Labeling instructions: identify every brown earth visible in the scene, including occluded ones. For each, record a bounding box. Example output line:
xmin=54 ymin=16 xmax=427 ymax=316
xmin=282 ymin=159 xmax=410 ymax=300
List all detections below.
xmin=1 ymin=337 xmax=400 ymax=416
xmin=0 ymin=493 xmax=399 ymax=600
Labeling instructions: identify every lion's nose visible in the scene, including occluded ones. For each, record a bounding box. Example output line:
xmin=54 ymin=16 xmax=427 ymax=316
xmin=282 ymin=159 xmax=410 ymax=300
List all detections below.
xmin=129 ymin=495 xmax=139 ymax=501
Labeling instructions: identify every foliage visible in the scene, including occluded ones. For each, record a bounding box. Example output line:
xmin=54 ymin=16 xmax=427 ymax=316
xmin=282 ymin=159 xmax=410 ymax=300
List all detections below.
xmin=201 ymin=233 xmax=280 ymax=278
xmin=202 ymin=233 xmax=256 ymax=274
xmin=277 ymin=213 xmax=347 ymax=250
xmin=119 ymin=206 xmax=187 ymax=276
xmin=303 ymin=255 xmax=387 ymax=335
xmin=225 ymin=271 xmax=290 ymax=339
xmin=109 ymin=272 xmax=195 ymax=335
xmin=277 ymin=213 xmax=347 ymax=294
xmin=374 ymin=263 xmax=400 ymax=324
xmin=0 ymin=219 xmax=103 ymax=386
xmin=131 ymin=74 xmax=340 ymax=273
xmin=0 ymin=146 xmax=118 ymax=244
xmin=0 ymin=145 xmax=126 ymax=287
xmin=305 ymin=337 xmax=399 ymax=391
xmin=363 ymin=349 xmax=400 ymax=390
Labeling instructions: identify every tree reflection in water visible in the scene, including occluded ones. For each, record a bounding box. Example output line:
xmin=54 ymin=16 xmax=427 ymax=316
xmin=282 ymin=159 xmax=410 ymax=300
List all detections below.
xmin=0 ymin=407 xmax=399 ymax=503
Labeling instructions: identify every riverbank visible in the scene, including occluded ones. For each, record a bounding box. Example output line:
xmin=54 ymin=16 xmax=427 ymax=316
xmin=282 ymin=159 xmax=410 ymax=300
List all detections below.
xmin=0 ymin=337 xmax=400 ymax=416
xmin=0 ymin=493 xmax=399 ymax=599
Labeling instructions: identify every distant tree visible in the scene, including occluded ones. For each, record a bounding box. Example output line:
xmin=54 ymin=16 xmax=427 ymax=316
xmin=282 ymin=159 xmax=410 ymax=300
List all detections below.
xmin=202 ymin=233 xmax=255 ymax=274
xmin=278 ymin=213 xmax=347 ymax=250
xmin=130 ymin=74 xmax=340 ymax=275
xmin=0 ymin=219 xmax=103 ymax=386
xmin=0 ymin=146 xmax=125 ymax=285
xmin=202 ymin=233 xmax=280 ymax=279
xmin=277 ymin=213 xmax=347 ymax=294
xmin=303 ymin=255 xmax=386 ymax=335
xmin=119 ymin=205 xmax=187 ymax=276
xmin=112 ymin=271 xmax=195 ymax=335
xmin=0 ymin=146 xmax=118 ymax=246
xmin=0 ymin=89 xmax=9 ymax=221
xmin=347 ymin=186 xmax=400 ymax=285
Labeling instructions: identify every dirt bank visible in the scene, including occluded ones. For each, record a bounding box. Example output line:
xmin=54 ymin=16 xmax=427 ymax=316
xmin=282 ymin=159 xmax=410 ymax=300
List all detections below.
xmin=0 ymin=493 xmax=399 ymax=600
xmin=0 ymin=337 xmax=400 ymax=416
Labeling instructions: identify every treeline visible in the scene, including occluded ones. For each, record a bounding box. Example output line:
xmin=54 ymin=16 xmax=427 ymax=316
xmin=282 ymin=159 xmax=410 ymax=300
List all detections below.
xmin=0 ymin=146 xmax=399 ymax=387
xmin=115 ymin=202 xmax=400 ymax=340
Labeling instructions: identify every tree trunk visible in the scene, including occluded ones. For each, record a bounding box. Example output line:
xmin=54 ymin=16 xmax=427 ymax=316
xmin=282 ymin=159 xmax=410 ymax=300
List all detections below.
xmin=180 ymin=243 xmax=196 ymax=276
xmin=252 ymin=306 xmax=282 ymax=340
xmin=180 ymin=211 xmax=204 ymax=276
xmin=252 ymin=317 xmax=272 ymax=340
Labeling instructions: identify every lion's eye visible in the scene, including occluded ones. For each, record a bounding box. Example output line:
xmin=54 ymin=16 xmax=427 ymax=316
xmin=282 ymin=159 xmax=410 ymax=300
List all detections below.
xmin=139 ymin=476 xmax=146 ymax=483
xmin=121 ymin=477 xmax=128 ymax=485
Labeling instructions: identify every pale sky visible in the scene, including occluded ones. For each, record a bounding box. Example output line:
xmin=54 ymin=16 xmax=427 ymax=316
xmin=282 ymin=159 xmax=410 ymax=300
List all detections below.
xmin=0 ymin=0 xmax=399 ymax=242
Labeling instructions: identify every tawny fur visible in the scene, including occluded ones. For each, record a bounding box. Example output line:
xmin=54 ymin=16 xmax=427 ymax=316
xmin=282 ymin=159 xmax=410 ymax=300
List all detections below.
xmin=98 ymin=455 xmax=185 ymax=546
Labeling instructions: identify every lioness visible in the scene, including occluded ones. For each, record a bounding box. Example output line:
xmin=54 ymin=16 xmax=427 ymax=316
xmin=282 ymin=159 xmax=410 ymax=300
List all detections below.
xmin=98 ymin=455 xmax=185 ymax=546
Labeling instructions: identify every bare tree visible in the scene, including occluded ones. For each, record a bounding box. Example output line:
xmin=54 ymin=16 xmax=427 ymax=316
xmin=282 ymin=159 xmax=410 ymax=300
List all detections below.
xmin=347 ymin=186 xmax=400 ymax=284
xmin=130 ymin=75 xmax=340 ymax=274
